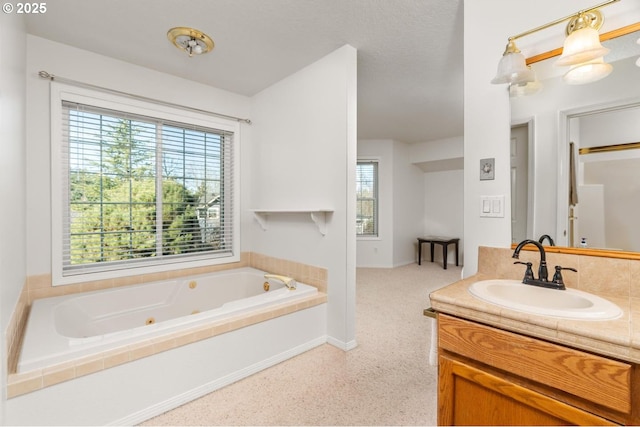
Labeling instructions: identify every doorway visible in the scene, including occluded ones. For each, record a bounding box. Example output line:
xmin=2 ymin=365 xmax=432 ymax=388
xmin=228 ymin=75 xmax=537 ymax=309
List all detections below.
xmin=510 ymin=122 xmax=530 ymax=244
xmin=559 ymin=101 xmax=640 ymax=251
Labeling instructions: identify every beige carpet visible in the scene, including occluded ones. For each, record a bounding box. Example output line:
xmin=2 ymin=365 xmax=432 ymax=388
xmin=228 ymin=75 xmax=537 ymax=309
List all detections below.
xmin=142 ymin=262 xmax=462 ymax=426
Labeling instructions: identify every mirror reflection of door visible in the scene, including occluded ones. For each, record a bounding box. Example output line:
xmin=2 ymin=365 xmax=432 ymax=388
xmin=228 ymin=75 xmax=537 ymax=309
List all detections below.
xmin=510 ymin=123 xmax=529 ymax=243
xmin=567 ymin=104 xmax=640 ymax=251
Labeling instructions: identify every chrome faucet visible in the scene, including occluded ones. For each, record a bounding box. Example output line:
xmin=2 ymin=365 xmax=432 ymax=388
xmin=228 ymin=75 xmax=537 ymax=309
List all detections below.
xmin=264 ymin=273 xmax=297 ymax=290
xmin=538 ymin=234 xmax=555 ymax=246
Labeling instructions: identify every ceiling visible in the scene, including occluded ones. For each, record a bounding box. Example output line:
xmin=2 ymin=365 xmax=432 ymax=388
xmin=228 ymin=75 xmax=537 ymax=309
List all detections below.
xmin=25 ymin=0 xmax=464 ymax=143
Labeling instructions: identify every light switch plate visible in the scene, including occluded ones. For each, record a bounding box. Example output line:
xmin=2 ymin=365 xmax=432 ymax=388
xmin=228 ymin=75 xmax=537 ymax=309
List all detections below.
xmin=480 ymin=195 xmax=505 ymax=218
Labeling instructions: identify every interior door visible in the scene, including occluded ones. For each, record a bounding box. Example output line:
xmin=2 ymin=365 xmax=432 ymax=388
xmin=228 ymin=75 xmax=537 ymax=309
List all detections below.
xmin=510 ymin=124 xmax=529 ymax=243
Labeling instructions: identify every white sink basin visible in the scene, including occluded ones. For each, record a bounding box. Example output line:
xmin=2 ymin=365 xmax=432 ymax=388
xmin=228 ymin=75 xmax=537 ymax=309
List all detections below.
xmin=468 ymin=279 xmax=622 ymax=320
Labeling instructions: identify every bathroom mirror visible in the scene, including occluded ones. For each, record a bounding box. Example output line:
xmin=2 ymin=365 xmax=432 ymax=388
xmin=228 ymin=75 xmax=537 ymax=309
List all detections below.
xmin=510 ymin=23 xmax=640 ymax=260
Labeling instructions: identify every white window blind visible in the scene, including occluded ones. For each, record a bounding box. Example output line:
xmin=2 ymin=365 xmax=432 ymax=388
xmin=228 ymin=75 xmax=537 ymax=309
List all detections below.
xmin=60 ymin=101 xmax=235 ymax=277
xmin=356 ymin=160 xmax=378 ymax=237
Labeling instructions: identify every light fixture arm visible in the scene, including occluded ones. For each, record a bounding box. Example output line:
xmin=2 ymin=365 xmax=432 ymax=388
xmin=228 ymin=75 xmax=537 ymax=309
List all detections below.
xmin=508 ymin=0 xmax=619 ymax=42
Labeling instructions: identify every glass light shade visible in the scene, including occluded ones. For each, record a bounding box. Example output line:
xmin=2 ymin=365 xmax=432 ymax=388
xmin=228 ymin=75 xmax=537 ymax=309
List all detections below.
xmin=563 ymin=57 xmax=612 ymax=85
xmin=509 ymin=80 xmax=543 ymax=97
xmin=556 ymin=27 xmax=609 ymax=66
xmin=491 ymin=51 xmax=535 ymax=84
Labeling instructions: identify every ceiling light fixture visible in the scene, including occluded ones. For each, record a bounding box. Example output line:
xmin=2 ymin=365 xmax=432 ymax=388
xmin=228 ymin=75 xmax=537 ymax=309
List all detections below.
xmin=491 ymin=0 xmax=619 ymax=92
xmin=167 ymin=27 xmax=214 ymax=57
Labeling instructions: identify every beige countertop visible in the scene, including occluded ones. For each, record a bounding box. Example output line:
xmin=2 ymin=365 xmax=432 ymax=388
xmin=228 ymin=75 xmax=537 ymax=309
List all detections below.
xmin=429 ymin=272 xmax=640 ymax=364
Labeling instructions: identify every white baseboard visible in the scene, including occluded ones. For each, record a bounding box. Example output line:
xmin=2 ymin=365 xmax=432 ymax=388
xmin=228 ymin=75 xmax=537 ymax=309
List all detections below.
xmin=112 ymin=335 xmax=327 ymax=426
xmin=326 ymin=335 xmax=358 ymax=351
xmin=393 ymin=259 xmax=417 ymax=268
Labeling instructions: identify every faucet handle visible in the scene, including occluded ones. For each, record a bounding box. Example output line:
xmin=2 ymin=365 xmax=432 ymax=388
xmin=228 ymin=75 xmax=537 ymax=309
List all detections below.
xmin=514 ymin=261 xmax=534 ymax=283
xmin=552 ymin=266 xmax=577 ymax=289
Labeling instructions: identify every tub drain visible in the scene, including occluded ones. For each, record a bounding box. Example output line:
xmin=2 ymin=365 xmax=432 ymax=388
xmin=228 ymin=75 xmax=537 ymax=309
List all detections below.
xmin=145 ymin=317 xmax=155 ymax=325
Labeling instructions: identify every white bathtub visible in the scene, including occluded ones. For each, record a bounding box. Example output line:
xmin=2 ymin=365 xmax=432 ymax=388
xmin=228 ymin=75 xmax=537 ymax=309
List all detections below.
xmin=18 ymin=267 xmax=318 ymax=373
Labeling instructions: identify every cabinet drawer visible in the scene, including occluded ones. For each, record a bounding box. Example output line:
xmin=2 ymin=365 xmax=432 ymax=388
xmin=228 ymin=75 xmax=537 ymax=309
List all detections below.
xmin=438 ymin=314 xmax=632 ymax=414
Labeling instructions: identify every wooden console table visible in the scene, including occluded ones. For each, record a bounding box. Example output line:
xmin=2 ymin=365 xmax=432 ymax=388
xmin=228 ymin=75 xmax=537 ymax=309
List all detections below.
xmin=417 ymin=236 xmax=460 ymax=270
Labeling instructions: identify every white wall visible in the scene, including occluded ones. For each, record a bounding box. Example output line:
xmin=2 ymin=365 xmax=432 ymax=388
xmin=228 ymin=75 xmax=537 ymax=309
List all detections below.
xmin=248 ymin=45 xmax=357 ymax=349
xmin=410 ymin=136 xmax=463 ymax=164
xmin=0 ymin=12 xmax=27 ymax=418
xmin=356 ymin=139 xmax=424 ymax=268
xmin=392 ymin=141 xmax=425 ymax=266
xmin=579 ymin=105 xmax=640 ymax=148
xmin=411 ymin=137 xmax=464 ymax=266
xmin=463 ymin=0 xmax=640 ymax=277
xmin=423 ymin=169 xmax=464 ymax=265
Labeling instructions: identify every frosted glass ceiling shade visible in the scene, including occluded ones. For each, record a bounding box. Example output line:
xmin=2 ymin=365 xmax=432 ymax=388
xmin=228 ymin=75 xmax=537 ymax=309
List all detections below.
xmin=491 ymin=50 xmax=535 ymax=84
xmin=556 ymin=27 xmax=609 ymax=67
xmin=563 ymin=57 xmax=612 ymax=85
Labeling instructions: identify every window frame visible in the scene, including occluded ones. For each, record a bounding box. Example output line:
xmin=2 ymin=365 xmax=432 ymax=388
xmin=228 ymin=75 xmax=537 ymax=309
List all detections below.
xmin=51 ymin=83 xmax=241 ymax=286
xmin=356 ymin=158 xmax=379 ymax=239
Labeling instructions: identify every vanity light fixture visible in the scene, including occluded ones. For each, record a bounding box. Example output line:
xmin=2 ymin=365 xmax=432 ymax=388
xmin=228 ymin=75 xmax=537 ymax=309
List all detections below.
xmin=556 ymin=10 xmax=613 ymax=84
xmin=556 ymin=11 xmax=609 ymax=66
xmin=167 ymin=27 xmax=214 ymax=57
xmin=491 ymin=40 xmax=536 ymax=85
xmin=563 ymin=56 xmax=613 ymax=84
xmin=509 ymin=77 xmax=543 ymax=98
xmin=491 ymin=0 xmax=620 ymax=91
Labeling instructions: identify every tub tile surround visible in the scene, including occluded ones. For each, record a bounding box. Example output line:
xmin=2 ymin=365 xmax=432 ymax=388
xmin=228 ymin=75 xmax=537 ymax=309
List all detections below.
xmin=6 ymin=252 xmax=328 ymax=398
xmin=430 ymin=246 xmax=640 ymax=364
xmin=6 ymin=283 xmax=28 ymax=375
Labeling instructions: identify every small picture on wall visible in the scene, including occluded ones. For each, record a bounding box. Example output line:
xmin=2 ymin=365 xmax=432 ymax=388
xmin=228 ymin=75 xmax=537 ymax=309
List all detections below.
xmin=480 ymin=158 xmax=495 ymax=180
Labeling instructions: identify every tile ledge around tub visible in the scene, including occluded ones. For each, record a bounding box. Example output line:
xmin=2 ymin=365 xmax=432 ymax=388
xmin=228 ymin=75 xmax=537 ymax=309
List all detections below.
xmin=7 ymin=292 xmax=327 ymax=399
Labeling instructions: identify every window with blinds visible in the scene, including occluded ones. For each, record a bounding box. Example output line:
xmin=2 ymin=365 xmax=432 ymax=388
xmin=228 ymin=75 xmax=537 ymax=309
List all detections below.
xmin=356 ymin=160 xmax=378 ymax=237
xmin=59 ymin=100 xmax=236 ymax=278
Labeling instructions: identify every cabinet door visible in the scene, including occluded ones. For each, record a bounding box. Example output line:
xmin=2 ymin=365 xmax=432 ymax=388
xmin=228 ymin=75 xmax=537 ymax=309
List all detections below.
xmin=438 ymin=356 xmax=616 ymax=426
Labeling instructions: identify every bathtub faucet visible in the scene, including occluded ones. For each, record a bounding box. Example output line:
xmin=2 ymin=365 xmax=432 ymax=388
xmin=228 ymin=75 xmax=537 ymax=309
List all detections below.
xmin=264 ymin=274 xmax=297 ymax=290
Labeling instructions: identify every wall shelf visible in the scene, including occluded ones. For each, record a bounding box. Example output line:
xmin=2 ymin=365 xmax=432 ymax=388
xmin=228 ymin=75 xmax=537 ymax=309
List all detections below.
xmin=250 ymin=209 xmax=334 ymax=235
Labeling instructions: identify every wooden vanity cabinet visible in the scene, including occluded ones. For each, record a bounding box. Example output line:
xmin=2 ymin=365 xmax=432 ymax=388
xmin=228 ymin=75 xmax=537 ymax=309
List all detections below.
xmin=437 ymin=314 xmax=639 ymax=426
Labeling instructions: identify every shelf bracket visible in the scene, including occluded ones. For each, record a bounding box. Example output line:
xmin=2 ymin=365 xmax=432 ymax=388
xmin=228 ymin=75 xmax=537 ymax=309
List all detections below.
xmin=310 ymin=211 xmax=328 ymax=236
xmin=253 ymin=212 xmax=268 ymax=231
xmin=251 ymin=209 xmax=333 ymax=235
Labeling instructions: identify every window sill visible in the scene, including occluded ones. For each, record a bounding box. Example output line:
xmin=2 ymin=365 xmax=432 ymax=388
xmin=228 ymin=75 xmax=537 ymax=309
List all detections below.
xmin=53 ymin=253 xmax=240 ymax=286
